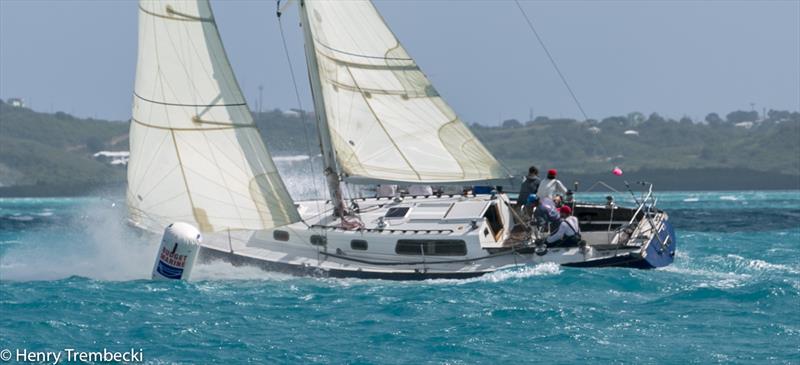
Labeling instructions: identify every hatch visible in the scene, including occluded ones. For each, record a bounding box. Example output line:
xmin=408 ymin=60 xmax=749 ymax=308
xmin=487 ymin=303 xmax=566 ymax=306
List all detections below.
xmin=407 ymin=202 xmax=453 ymax=221
xmin=443 ymin=201 xmax=491 ymax=221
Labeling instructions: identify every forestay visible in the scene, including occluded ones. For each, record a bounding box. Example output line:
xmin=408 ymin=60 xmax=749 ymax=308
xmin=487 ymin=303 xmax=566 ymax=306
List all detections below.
xmin=128 ymin=0 xmax=300 ymax=233
xmin=302 ymin=0 xmax=508 ymax=183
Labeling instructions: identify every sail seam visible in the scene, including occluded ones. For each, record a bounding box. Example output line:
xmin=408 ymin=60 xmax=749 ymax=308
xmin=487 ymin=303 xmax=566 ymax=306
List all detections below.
xmin=313 ymin=39 xmax=412 ymax=61
xmin=128 ymin=120 xmax=167 ymax=196
xmin=326 ymin=78 xmax=416 ymax=97
xmin=159 ymin=18 xmax=216 ymax=109
xmin=207 ymin=0 xmax=300 ymax=227
xmin=134 ymin=92 xmax=245 ymax=108
xmin=168 ymin=129 xmax=202 ymax=230
xmin=137 ymin=163 xmax=181 ymax=204
xmin=139 ymin=189 xmax=189 ymax=213
xmin=138 ymin=5 xmax=213 ymax=23
xmin=131 ymin=117 xmax=256 ymax=131
xmin=342 ymin=66 xmax=421 ymax=180
xmin=438 ymin=118 xmax=469 ymax=179
xmin=173 ymin=132 xmax=252 ymax=185
xmin=315 ymin=52 xmax=417 ymax=71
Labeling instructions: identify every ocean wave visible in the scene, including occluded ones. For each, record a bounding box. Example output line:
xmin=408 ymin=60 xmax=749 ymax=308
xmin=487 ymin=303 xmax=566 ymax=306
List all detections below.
xmin=726 ymin=254 xmax=800 ymax=275
xmin=191 ymin=260 xmax=294 ymax=282
xmin=474 ymin=262 xmax=562 ymax=283
xmin=660 ymin=251 xmax=800 ymax=290
xmin=0 ymin=201 xmax=156 ymax=282
xmin=316 ymin=262 xmax=565 ymax=287
xmin=417 ymin=263 xmax=562 ymax=285
xmin=660 ymin=265 xmax=752 ymax=289
xmin=669 ymin=208 xmax=800 ymax=232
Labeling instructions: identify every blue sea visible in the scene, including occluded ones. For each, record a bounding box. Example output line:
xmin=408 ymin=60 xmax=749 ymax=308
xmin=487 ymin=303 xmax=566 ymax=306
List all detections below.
xmin=1 ymin=191 xmax=798 ymax=364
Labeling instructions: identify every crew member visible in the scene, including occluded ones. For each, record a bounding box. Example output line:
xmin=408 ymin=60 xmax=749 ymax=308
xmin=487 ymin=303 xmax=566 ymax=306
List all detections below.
xmin=546 ymin=206 xmax=581 ymax=247
xmin=536 ymin=169 xmax=568 ymax=199
xmin=517 ymin=166 xmax=541 ymax=212
xmin=531 ymin=195 xmax=560 ymax=230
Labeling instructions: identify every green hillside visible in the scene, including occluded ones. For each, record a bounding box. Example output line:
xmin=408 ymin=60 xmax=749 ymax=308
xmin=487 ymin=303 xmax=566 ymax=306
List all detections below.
xmin=0 ymin=101 xmax=129 ymax=192
xmin=0 ymin=99 xmax=797 ymax=196
xmin=474 ymin=112 xmax=800 ymax=176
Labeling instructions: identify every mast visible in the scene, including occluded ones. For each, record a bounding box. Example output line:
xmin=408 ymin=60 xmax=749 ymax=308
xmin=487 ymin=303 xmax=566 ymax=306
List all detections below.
xmin=292 ymin=0 xmax=509 ymax=185
xmin=298 ymin=0 xmax=346 ymax=217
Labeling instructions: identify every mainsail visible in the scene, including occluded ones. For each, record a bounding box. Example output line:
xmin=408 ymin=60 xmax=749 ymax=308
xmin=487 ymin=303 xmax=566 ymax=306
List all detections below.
xmin=128 ymin=0 xmax=300 ymax=233
xmin=300 ymin=0 xmax=508 ymax=184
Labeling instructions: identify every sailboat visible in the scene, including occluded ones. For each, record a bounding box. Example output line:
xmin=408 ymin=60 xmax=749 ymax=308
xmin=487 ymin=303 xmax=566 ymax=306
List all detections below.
xmin=129 ymin=0 xmax=677 ymax=280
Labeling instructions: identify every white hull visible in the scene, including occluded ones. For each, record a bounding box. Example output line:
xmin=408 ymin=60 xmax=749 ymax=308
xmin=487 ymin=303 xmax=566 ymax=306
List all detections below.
xmin=187 ymin=194 xmax=674 ymax=279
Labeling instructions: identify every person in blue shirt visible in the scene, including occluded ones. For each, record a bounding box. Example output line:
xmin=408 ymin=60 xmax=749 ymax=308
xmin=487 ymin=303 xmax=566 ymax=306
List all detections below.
xmin=529 ymin=194 xmax=560 ymax=231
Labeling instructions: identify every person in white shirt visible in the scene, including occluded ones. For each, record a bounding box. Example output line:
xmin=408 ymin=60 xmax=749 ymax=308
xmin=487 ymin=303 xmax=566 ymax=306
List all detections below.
xmin=546 ymin=205 xmax=581 ymax=247
xmin=536 ymin=169 xmax=568 ymax=199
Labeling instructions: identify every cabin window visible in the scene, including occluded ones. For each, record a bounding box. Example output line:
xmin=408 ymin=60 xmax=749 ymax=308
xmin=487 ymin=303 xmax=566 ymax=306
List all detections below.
xmin=385 ymin=207 xmax=410 ymax=218
xmin=351 ymin=239 xmax=368 ymax=251
xmin=395 ymin=240 xmax=467 ymax=256
xmin=310 ymin=235 xmax=327 ymax=246
xmin=274 ymin=230 xmax=290 ymax=241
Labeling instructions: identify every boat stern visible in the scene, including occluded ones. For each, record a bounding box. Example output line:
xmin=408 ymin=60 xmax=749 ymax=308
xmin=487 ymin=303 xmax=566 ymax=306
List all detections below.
xmin=640 ymin=216 xmax=677 ymax=268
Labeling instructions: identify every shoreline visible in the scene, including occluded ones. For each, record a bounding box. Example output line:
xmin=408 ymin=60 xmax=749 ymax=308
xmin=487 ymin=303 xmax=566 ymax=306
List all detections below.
xmin=0 ymin=168 xmax=797 ymax=198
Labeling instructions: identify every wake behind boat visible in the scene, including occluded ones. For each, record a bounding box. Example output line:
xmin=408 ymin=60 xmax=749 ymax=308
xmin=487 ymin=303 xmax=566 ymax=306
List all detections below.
xmin=132 ymin=0 xmax=676 ymax=280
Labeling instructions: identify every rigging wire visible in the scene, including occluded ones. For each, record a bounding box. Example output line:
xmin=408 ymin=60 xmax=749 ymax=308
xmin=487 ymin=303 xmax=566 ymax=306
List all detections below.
xmin=513 ymin=0 xmax=588 ymax=121
xmin=276 ymin=6 xmax=324 ymax=221
xmin=513 ymin=0 xmax=614 ymax=166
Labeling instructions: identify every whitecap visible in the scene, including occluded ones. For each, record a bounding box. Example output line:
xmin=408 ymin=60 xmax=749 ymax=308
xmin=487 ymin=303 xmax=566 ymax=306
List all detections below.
xmin=719 ymin=195 xmax=739 ymax=201
xmin=190 ymin=260 xmax=294 ymax=281
xmin=475 ymin=262 xmax=562 ymax=283
xmin=726 ymin=254 xmax=800 ymax=275
xmin=418 ymin=262 xmax=563 ymax=285
xmin=682 ymin=197 xmax=699 ymax=202
xmin=660 ymin=265 xmax=752 ymax=289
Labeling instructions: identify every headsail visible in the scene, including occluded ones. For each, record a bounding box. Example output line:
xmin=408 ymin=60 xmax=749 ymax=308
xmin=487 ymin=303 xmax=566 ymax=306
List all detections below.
xmin=128 ymin=0 xmax=300 ymax=232
xmin=301 ymin=0 xmax=509 ymax=184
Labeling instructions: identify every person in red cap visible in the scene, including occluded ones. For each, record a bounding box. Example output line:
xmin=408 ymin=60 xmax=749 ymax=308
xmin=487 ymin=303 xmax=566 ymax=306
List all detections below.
xmin=545 ymin=205 xmax=582 ymax=247
xmin=536 ymin=168 xmax=568 ymax=200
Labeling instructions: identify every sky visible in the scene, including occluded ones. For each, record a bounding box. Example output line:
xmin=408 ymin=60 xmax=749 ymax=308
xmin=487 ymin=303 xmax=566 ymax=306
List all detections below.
xmin=0 ymin=0 xmax=798 ymax=125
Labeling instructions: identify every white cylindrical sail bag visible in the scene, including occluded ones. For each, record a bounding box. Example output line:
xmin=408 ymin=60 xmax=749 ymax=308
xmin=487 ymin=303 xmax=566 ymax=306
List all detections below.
xmin=151 ymin=222 xmax=202 ymax=281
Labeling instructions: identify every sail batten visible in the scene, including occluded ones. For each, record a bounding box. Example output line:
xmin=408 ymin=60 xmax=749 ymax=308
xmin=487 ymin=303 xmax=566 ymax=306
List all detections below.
xmin=128 ymin=0 xmax=300 ymax=233
xmin=302 ymin=0 xmax=508 ymax=184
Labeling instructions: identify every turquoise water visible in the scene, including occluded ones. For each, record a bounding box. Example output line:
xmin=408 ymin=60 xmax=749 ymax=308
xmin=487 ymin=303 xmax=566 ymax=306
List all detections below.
xmin=1 ymin=191 xmax=798 ymax=364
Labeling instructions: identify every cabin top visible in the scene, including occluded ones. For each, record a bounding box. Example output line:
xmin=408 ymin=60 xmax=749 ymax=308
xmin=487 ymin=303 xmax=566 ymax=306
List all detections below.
xmin=298 ymin=194 xmax=513 ymax=237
